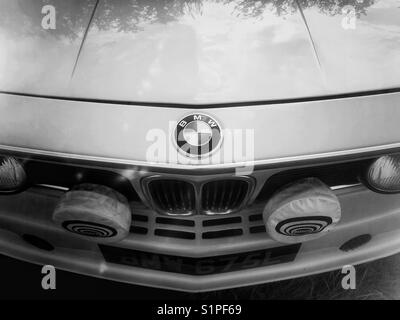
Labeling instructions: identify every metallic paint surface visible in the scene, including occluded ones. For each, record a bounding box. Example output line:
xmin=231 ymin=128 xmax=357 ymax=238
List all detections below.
xmin=0 ymin=92 xmax=399 ymax=168
xmin=0 ymin=0 xmax=399 ymax=103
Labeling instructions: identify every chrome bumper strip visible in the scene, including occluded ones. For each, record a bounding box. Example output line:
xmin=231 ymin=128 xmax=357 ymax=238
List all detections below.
xmin=0 ymin=143 xmax=397 ymax=172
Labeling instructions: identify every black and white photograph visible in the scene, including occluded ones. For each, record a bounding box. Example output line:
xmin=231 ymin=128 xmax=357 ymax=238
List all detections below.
xmin=0 ymin=0 xmax=400 ymax=307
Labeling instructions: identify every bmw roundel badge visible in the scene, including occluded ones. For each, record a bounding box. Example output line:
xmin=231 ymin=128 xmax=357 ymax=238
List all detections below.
xmin=175 ymin=114 xmax=222 ymax=158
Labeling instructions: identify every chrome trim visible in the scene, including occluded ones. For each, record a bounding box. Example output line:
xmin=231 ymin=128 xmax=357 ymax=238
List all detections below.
xmin=35 ymin=184 xmax=70 ymax=192
xmin=331 ymin=183 xmax=362 ymax=191
xmin=0 ymin=142 xmax=400 ymax=171
xmin=1 ymin=87 xmax=400 ymax=108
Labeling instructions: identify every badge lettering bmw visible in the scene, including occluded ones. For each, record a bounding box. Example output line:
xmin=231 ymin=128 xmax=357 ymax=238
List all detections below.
xmin=175 ymin=114 xmax=222 ymax=158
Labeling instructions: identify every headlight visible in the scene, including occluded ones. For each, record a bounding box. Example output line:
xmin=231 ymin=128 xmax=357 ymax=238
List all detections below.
xmin=365 ymin=154 xmax=400 ymax=193
xmin=263 ymin=178 xmax=341 ymax=244
xmin=0 ymin=156 xmax=27 ymax=193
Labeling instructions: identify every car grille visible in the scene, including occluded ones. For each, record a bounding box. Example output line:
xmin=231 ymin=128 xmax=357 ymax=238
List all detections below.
xmin=129 ymin=202 xmax=266 ymax=241
xmin=201 ymin=180 xmax=249 ymax=214
xmin=147 ymin=180 xmax=196 ymax=215
xmin=145 ymin=178 xmax=251 ymax=216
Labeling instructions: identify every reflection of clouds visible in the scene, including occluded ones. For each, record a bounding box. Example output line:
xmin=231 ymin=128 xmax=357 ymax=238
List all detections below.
xmin=0 ymin=0 xmax=379 ymax=40
xmin=362 ymin=4 xmax=400 ymax=32
xmin=178 ymin=1 xmax=313 ymax=99
xmin=371 ymin=0 xmax=400 ymax=9
xmin=72 ymin=0 xmax=324 ymax=102
xmin=0 ymin=34 xmax=80 ymax=94
xmin=0 ymin=0 xmax=95 ymax=41
xmin=0 ymin=0 xmax=398 ymax=103
xmin=301 ymin=0 xmax=400 ymax=93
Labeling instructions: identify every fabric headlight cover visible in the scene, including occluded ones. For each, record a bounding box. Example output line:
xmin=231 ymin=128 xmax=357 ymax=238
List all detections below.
xmin=263 ymin=178 xmax=341 ymax=244
xmin=53 ymin=184 xmax=131 ymax=243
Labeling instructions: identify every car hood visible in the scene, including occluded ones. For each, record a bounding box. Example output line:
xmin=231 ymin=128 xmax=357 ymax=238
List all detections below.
xmin=0 ymin=0 xmax=399 ymax=105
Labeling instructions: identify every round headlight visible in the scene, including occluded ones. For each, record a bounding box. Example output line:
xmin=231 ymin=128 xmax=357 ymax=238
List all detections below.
xmin=0 ymin=156 xmax=27 ymax=192
xmin=263 ymin=178 xmax=341 ymax=244
xmin=366 ymin=154 xmax=400 ymax=193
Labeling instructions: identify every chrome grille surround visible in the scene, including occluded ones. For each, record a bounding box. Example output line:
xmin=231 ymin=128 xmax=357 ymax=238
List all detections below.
xmin=142 ymin=176 xmax=254 ymax=216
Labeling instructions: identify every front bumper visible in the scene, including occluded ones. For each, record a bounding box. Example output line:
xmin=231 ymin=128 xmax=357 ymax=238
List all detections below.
xmin=1 ymin=184 xmax=400 ymax=292
xmin=1 ymin=91 xmax=400 ymax=291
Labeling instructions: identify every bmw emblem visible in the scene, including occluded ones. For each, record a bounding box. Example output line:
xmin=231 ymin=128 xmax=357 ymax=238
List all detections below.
xmin=175 ymin=114 xmax=222 ymax=158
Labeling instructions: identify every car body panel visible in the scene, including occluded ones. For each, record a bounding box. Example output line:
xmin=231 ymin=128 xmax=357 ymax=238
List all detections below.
xmin=0 ymin=0 xmax=399 ymax=104
xmin=0 ymin=0 xmax=97 ymax=97
xmin=301 ymin=0 xmax=400 ymax=97
xmin=0 ymin=92 xmax=399 ymax=168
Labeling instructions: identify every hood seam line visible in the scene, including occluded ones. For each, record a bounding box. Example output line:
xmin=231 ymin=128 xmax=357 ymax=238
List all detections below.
xmin=294 ymin=0 xmax=323 ymax=71
xmin=71 ymin=0 xmax=100 ymax=79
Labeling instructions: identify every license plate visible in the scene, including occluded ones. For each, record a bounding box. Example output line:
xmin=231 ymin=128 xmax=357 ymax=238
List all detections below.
xmin=99 ymin=244 xmax=301 ymax=275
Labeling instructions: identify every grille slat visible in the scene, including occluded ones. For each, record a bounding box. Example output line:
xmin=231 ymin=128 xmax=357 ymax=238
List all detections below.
xmin=249 ymin=225 xmax=266 ymax=234
xmin=155 ymin=183 xmax=166 ymax=210
xmin=202 ymin=229 xmax=243 ymax=239
xmin=212 ymin=181 xmax=218 ymax=209
xmin=131 ymin=214 xmax=148 ymax=222
xmin=219 ymin=180 xmax=227 ymax=210
xmin=225 ymin=182 xmax=234 ymax=211
xmin=156 ymin=217 xmax=195 ymax=227
xmin=171 ymin=183 xmax=179 ymax=210
xmin=178 ymin=182 xmax=186 ymax=211
xmin=155 ymin=229 xmax=196 ymax=240
xmin=203 ymin=216 xmax=241 ymax=227
xmin=162 ymin=182 xmax=172 ymax=211
xmin=249 ymin=214 xmax=263 ymax=222
xmin=187 ymin=182 xmax=194 ymax=210
xmin=234 ymin=182 xmax=247 ymax=208
xmin=130 ymin=226 xmax=148 ymax=235
xmin=129 ymin=202 xmax=267 ymax=243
